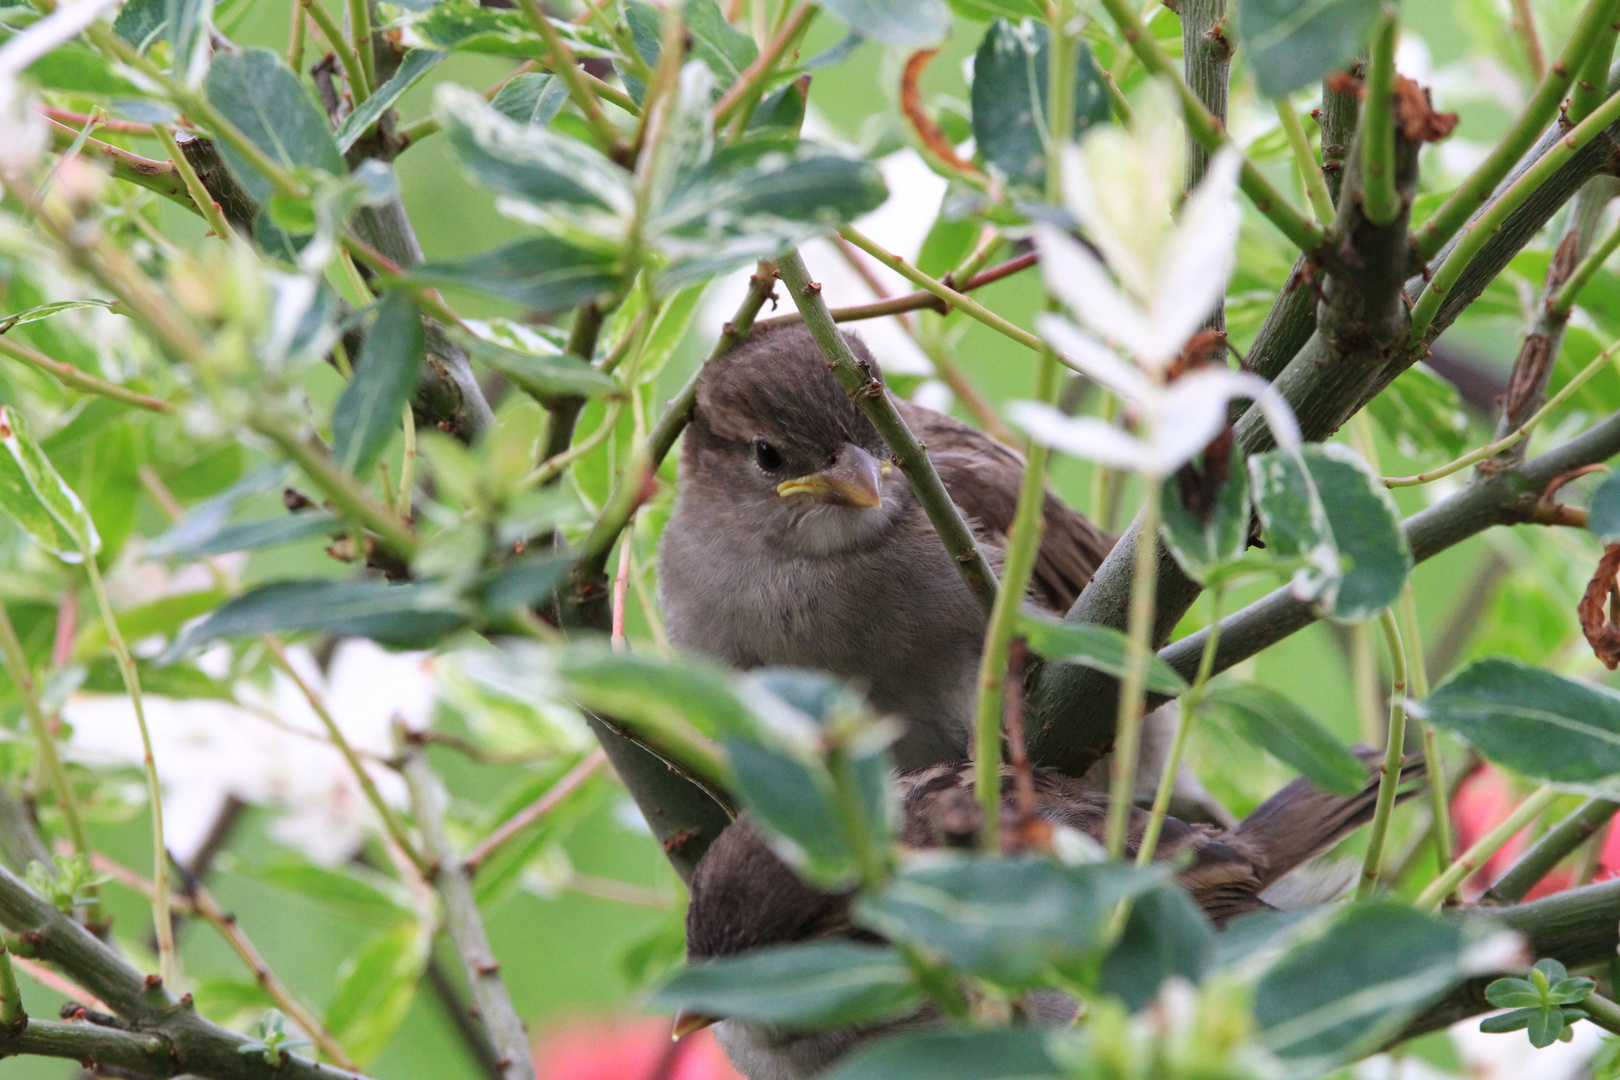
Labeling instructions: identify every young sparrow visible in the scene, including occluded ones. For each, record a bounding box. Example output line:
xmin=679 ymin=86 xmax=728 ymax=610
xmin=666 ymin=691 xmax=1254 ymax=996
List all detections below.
xmin=679 ymin=754 xmax=1424 ymax=1080
xmin=659 ymin=324 xmax=1111 ymax=770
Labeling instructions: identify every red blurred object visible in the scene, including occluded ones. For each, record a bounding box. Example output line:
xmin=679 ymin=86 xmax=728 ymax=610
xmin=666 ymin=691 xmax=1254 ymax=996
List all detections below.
xmin=1451 ymin=765 xmax=1620 ymax=900
xmin=536 ymin=1017 xmax=743 ymax=1080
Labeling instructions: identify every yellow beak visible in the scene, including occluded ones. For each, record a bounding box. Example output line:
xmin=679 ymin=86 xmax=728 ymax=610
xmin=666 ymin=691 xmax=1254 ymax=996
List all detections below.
xmin=776 ymin=443 xmax=885 ymax=509
xmin=672 ymin=1010 xmax=719 ymax=1039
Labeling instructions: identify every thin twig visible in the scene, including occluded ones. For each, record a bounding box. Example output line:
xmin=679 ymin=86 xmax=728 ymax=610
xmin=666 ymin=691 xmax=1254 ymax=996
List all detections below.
xmin=465 ymin=750 xmax=607 ymax=873
xmin=1105 ymin=482 xmax=1162 ymax=858
xmin=837 ymin=227 xmax=1044 ymax=355
xmin=402 ymin=751 xmax=538 ymax=1080
xmin=300 ymin=0 xmax=369 ymax=103
xmin=347 ymin=0 xmax=376 ymax=100
xmin=713 ymin=4 xmax=816 ymax=127
xmin=753 ymin=252 xmax=1040 ymax=331
xmin=519 ymin=0 xmax=621 ymax=155
xmin=1361 ymin=7 xmax=1401 ymax=226
xmin=154 ymin=124 xmax=234 ymax=241
xmin=262 ymin=639 xmax=429 ymax=875
xmin=1483 ymin=796 xmax=1620 ymax=904
xmin=1510 ymin=0 xmax=1548 ymax=81
xmin=777 ymin=250 xmax=1002 ymax=614
xmin=1384 ymin=331 xmax=1620 ymax=486
xmin=1274 ymin=96 xmax=1336 ymax=225
xmin=0 ymin=335 xmax=171 ymax=412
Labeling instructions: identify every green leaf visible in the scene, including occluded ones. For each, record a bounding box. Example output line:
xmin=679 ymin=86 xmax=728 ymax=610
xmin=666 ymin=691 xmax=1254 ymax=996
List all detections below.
xmin=0 ymin=406 xmax=99 ymax=561
xmin=204 ymin=48 xmax=345 ymax=205
xmin=72 ymin=589 xmax=229 ymax=659
xmin=409 ymin=237 xmax=624 ymax=313
xmin=1303 ymin=444 xmax=1412 ymax=622
xmin=324 ymin=924 xmax=428 ymax=1066
xmin=1202 ymin=683 xmax=1367 ymax=796
xmin=153 ymin=512 xmax=337 ymax=559
xmin=1160 ymin=452 xmax=1251 ymax=585
xmin=449 ymin=327 xmax=617 ymax=400
xmin=1236 ymin=0 xmax=1383 ymax=98
xmin=479 ymin=553 xmax=573 ymax=614
xmin=683 ymin=0 xmax=758 ymax=88
xmin=1413 ymin=657 xmax=1620 ymax=791
xmin=1248 ymin=447 xmax=1340 ymax=610
xmin=0 ymin=299 xmax=114 ymax=330
xmin=437 ymin=84 xmax=633 ymax=226
xmin=1485 ymin=976 xmax=1541 ymax=1009
xmin=1016 ymin=614 xmax=1189 ymax=695
xmin=650 ymin=126 xmax=889 ymax=292
xmin=1480 ymin=1007 xmax=1536 ymax=1034
xmin=246 ymin=858 xmax=415 ymax=924
xmin=557 ymin=648 xmax=759 ymax=740
xmin=1548 ymin=977 xmax=1596 ymax=1006
xmin=1527 ymin=1004 xmax=1566 ymax=1048
xmin=335 ymin=50 xmax=446 ymax=152
xmin=723 ymin=737 xmax=865 ymax=887
xmin=1366 ymin=364 xmax=1470 ymax=461
xmin=651 ymin=942 xmax=921 ymax=1030
xmin=19 ymin=42 xmax=146 ymax=97
xmin=332 ymin=293 xmax=425 ymax=477
xmin=855 ymin=857 xmax=1162 ymax=987
xmin=970 ymin=20 xmax=1110 ymax=188
xmin=748 ymin=78 xmax=809 ymax=132
xmin=412 ymin=1 xmax=615 ymax=55
xmin=946 ymin=0 xmax=1041 ymax=21
xmin=1590 ymin=471 xmax=1620 ymax=543
xmin=820 ymin=1028 xmax=1062 ymax=1080
xmin=812 ymin=0 xmax=950 ymax=48
xmin=161 ymin=580 xmax=469 ymax=659
xmin=114 ymin=0 xmax=169 ymax=50
xmin=166 ymin=0 xmax=214 ymax=84
xmin=1099 ymin=884 xmax=1213 ymax=1011
xmin=489 ymin=72 xmax=570 ymax=127
xmin=1255 ymin=903 xmax=1466 ymax=1073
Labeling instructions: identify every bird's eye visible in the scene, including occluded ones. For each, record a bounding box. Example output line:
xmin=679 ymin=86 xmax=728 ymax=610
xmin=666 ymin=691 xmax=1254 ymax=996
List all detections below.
xmin=754 ymin=440 xmax=783 ymax=471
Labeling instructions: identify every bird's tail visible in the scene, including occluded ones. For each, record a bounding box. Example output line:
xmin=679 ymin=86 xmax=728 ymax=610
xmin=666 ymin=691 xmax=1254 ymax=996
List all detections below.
xmin=1229 ymin=747 xmax=1427 ymax=890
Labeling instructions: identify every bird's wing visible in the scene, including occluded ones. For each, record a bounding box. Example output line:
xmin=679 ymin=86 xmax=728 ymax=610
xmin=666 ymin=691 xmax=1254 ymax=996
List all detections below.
xmin=894 ymin=398 xmax=1113 ymax=613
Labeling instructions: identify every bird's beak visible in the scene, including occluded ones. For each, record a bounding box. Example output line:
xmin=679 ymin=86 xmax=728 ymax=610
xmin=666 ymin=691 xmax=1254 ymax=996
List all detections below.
xmin=776 ymin=443 xmax=886 ymax=509
xmin=672 ymin=1010 xmax=719 ymax=1039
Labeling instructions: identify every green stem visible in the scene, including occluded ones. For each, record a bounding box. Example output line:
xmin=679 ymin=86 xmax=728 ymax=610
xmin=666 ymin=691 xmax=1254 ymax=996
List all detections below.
xmin=302 ymin=0 xmax=370 ymax=109
xmin=1105 ymin=481 xmax=1162 ymax=858
xmin=1093 ymin=0 xmax=1326 ymax=254
xmin=721 ymin=4 xmax=816 ymax=137
xmin=287 ymin=0 xmax=307 ymax=72
xmin=518 ymin=0 xmax=622 ymax=155
xmin=1414 ymin=0 xmax=1620 ymax=260
xmin=1356 ymin=608 xmax=1409 ymax=900
xmin=153 ymin=126 xmax=233 ymax=242
xmin=1137 ymin=583 xmax=1223 ymax=865
xmin=83 ymin=557 xmax=174 ymax=988
xmin=1410 ymin=86 xmax=1620 ymax=340
xmin=1415 ymin=785 xmax=1561 ymax=910
xmin=1361 ymin=7 xmax=1401 ymax=226
xmin=346 ymin=0 xmax=376 ymax=100
xmin=1485 ymin=796 xmax=1620 ymax=904
xmin=0 ymin=603 xmax=96 ymax=920
xmin=0 ymin=336 xmax=170 ymax=412
xmin=1552 ymin=216 xmax=1620 ymax=316
xmin=1581 ymin=991 xmax=1620 ymax=1036
xmin=837 ymin=226 xmax=1044 ymax=355
xmin=0 ymin=934 xmax=22 ymax=1029
xmin=1385 ymin=330 xmax=1619 ymax=485
xmin=1398 ymin=586 xmax=1452 ymax=880
xmin=1571 ymin=7 xmax=1620 ymax=124
xmin=1274 ymin=95 xmax=1336 ymax=225
xmin=395 ymin=403 xmax=415 ymax=518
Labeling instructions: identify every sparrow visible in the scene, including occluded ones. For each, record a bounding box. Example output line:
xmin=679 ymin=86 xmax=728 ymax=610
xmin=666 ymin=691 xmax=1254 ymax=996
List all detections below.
xmin=658 ymin=324 xmax=1112 ymax=771
xmin=678 ymin=753 xmax=1425 ymax=1080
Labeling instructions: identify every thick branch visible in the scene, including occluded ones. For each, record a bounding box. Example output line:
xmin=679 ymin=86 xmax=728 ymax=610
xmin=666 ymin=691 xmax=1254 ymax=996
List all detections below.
xmin=1181 ymin=0 xmax=1230 ymax=333
xmin=1406 ymin=878 xmax=1620 ymax=1037
xmin=0 ymin=862 xmax=372 ymax=1080
xmin=1484 ymin=797 xmax=1620 ymax=904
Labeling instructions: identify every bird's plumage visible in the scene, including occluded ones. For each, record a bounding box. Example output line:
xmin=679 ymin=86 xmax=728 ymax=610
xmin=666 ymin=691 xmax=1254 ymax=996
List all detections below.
xmin=659 ymin=324 xmax=1111 ymax=769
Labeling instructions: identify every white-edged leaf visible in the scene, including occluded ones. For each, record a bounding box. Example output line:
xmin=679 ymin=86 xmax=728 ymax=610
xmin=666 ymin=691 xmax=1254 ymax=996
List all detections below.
xmin=335 ymin=49 xmax=446 ymax=152
xmin=0 ymin=406 xmax=99 ymax=560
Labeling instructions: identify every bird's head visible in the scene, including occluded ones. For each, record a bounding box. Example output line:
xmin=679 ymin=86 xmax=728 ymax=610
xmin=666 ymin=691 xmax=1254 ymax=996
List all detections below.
xmin=684 ymin=324 xmax=902 ymax=554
